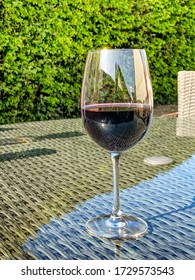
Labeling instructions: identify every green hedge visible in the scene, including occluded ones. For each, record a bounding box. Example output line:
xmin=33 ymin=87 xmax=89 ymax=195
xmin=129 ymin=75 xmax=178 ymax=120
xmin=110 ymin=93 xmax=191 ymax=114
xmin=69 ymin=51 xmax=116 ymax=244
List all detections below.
xmin=0 ymin=0 xmax=194 ymax=124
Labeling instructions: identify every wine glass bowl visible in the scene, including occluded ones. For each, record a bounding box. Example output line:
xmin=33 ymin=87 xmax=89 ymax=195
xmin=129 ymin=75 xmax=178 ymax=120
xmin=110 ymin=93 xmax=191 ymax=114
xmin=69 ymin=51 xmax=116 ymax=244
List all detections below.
xmin=81 ymin=49 xmax=153 ymax=239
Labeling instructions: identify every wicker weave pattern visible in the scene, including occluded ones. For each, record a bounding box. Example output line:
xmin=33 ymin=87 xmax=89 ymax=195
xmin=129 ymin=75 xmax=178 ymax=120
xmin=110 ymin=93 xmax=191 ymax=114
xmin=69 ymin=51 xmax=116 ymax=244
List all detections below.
xmin=23 ymin=157 xmax=195 ymax=260
xmin=177 ymin=71 xmax=195 ymax=136
xmin=0 ymin=118 xmax=195 ymax=259
xmin=178 ymin=71 xmax=195 ymax=118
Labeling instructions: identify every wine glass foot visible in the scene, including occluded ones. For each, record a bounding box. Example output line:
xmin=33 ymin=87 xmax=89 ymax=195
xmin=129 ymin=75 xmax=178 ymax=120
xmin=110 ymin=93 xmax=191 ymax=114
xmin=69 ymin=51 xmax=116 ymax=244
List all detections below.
xmin=86 ymin=214 xmax=148 ymax=240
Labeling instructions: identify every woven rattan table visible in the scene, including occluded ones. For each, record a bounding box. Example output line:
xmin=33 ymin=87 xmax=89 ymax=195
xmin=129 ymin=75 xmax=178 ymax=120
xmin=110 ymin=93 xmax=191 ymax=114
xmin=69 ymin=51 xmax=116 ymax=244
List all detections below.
xmin=0 ymin=117 xmax=195 ymax=260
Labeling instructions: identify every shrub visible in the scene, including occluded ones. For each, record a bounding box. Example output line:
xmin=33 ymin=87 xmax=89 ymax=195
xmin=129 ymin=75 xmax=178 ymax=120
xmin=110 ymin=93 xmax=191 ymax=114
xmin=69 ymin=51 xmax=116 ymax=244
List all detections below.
xmin=0 ymin=0 xmax=194 ymax=123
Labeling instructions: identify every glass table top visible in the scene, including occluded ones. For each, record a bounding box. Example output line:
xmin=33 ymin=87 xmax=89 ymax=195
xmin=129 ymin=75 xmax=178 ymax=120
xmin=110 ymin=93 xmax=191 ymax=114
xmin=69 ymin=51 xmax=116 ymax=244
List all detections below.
xmin=0 ymin=117 xmax=194 ymax=259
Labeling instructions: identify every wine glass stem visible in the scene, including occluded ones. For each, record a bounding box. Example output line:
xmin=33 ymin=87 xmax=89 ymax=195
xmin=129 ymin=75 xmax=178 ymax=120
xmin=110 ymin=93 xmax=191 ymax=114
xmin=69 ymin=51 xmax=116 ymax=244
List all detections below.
xmin=111 ymin=152 xmax=121 ymax=217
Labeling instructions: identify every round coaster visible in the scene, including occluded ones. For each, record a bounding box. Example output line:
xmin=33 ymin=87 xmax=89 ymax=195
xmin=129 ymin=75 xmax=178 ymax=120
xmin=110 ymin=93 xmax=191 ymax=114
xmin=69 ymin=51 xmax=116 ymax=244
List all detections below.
xmin=144 ymin=156 xmax=173 ymax=166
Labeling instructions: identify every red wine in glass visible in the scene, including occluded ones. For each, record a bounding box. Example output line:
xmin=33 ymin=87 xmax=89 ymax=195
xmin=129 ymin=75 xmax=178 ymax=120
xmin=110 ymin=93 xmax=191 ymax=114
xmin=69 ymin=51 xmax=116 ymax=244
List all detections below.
xmin=82 ymin=103 xmax=152 ymax=152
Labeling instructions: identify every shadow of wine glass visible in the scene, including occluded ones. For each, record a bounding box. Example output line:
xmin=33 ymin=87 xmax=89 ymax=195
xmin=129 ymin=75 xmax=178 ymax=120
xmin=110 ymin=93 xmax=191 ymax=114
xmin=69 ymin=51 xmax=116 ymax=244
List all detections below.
xmin=0 ymin=131 xmax=84 ymax=146
xmin=33 ymin=131 xmax=84 ymax=141
xmin=0 ymin=148 xmax=57 ymax=162
xmin=0 ymin=127 xmax=17 ymax=132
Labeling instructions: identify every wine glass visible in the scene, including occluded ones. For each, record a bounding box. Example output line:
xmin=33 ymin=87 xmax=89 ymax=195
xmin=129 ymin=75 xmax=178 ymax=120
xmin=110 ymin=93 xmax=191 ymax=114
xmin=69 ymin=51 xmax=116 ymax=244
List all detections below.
xmin=81 ymin=49 xmax=153 ymax=239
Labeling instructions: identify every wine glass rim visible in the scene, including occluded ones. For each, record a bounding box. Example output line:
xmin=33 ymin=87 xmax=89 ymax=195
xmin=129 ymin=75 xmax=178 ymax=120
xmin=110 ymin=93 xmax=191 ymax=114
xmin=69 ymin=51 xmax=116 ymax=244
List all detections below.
xmin=88 ymin=48 xmax=145 ymax=53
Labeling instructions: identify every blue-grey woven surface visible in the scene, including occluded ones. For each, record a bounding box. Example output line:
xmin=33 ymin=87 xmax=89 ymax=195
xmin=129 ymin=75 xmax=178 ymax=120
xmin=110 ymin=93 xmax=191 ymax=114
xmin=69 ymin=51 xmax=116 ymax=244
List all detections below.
xmin=0 ymin=117 xmax=195 ymax=259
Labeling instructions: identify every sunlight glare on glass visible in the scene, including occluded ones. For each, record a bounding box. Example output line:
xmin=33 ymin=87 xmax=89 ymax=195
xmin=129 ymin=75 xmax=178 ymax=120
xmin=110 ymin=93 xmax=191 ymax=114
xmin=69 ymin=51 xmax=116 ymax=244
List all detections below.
xmin=100 ymin=49 xmax=115 ymax=80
